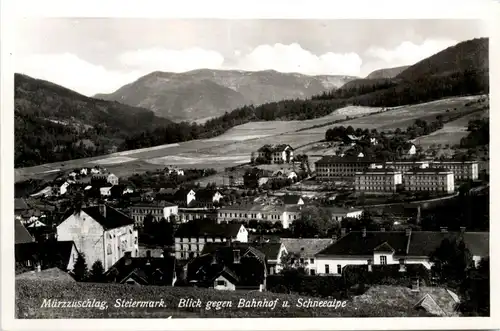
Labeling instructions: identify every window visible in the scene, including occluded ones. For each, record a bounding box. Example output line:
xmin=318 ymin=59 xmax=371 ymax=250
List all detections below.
xmin=337 ymin=265 xmax=342 ymax=274
xmin=310 ymin=258 xmax=315 ymax=264
xmin=380 ymin=256 xmax=387 ymax=265
xmin=310 ymin=269 xmax=316 ymax=276
xmin=325 ymin=264 xmax=330 ymax=274
xmin=299 ymin=258 xmax=304 ymax=264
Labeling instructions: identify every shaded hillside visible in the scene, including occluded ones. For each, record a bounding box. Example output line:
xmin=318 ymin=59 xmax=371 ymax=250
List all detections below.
xmin=366 ymin=65 xmax=410 ymax=79
xmin=94 ymin=69 xmax=356 ymax=122
xmin=396 ymin=38 xmax=488 ymax=80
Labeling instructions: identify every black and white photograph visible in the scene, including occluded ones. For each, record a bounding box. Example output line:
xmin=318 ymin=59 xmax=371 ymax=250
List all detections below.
xmin=1 ymin=0 xmax=498 ymax=329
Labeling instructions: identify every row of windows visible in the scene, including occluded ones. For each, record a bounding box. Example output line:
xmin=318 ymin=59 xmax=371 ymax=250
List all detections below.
xmin=177 ymin=237 xmax=225 ymax=243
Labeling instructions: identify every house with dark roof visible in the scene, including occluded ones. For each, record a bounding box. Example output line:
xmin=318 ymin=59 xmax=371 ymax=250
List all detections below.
xmin=282 ymin=194 xmax=304 ymax=205
xmin=174 ymin=220 xmax=248 ymax=260
xmin=281 ymin=238 xmax=335 ymax=275
xmin=186 ymin=243 xmax=267 ymax=291
xmin=15 ymin=240 xmax=79 ymax=273
xmin=201 ymin=241 xmax=286 ymax=275
xmin=104 ymin=251 xmax=177 ymax=286
xmin=57 ymin=204 xmax=139 ymax=271
xmin=315 ymin=229 xmax=489 ymax=275
xmin=191 ymin=189 xmax=223 ymax=207
xmin=15 ymin=218 xmax=34 ymax=244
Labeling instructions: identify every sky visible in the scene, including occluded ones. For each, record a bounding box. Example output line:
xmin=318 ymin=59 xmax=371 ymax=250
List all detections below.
xmin=15 ymin=19 xmax=488 ymax=96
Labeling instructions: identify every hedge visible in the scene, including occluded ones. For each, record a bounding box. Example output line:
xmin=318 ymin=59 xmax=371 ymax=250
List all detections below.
xmin=343 ymin=264 xmax=431 ymax=288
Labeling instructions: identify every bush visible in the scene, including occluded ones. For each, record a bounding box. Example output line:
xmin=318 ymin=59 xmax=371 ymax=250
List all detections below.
xmin=267 ymin=275 xmax=346 ymax=298
xmin=343 ymin=264 xmax=431 ymax=288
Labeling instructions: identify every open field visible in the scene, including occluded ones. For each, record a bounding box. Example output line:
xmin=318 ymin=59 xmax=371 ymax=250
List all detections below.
xmin=412 ymin=110 xmax=487 ymax=148
xmin=15 ymin=95 xmax=486 ymax=183
xmin=300 ymin=95 xmax=486 ymax=134
xmin=208 ymin=105 xmax=386 ymax=142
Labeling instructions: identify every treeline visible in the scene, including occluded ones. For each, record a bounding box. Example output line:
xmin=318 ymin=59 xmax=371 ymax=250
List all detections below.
xmin=460 ymin=118 xmax=489 ymax=148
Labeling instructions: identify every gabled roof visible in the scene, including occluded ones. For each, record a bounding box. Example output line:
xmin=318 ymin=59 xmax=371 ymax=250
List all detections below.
xmin=104 ymin=256 xmax=176 ymax=285
xmin=15 ymin=219 xmax=34 ymax=244
xmin=315 ymin=155 xmax=377 ymax=165
xmin=407 ymin=231 xmax=489 ymax=257
xmin=257 ymin=144 xmax=292 ymax=152
xmin=283 ymin=195 xmax=302 ymax=205
xmin=15 ymin=198 xmax=29 ymax=210
xmin=281 ymin=238 xmax=334 ymax=257
xmin=195 ymin=189 xmax=220 ymax=202
xmin=373 ymin=242 xmax=395 ymax=253
xmin=317 ymin=231 xmax=409 ymax=256
xmin=201 ymin=242 xmax=282 ymax=261
xmin=187 ymin=247 xmax=266 ymax=287
xmin=175 ymin=221 xmax=243 ymax=238
xmin=61 ymin=205 xmax=134 ymax=230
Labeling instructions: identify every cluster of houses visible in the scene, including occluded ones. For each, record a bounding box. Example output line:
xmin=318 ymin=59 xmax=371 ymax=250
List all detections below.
xmin=316 ymin=156 xmax=479 ymax=194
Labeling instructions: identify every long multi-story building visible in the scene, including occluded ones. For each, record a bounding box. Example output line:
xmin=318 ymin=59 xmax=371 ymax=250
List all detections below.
xmin=403 ymin=166 xmax=454 ymax=193
xmin=129 ymin=201 xmax=178 ymax=226
xmin=355 ymin=168 xmax=403 ymax=193
xmin=217 ymin=204 xmax=302 ymax=229
xmin=315 ymin=156 xmax=376 ymax=181
xmin=385 ymin=160 xmax=478 ymax=181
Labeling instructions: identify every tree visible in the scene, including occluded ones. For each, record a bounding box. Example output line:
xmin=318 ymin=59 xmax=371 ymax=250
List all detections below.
xmin=73 ymin=253 xmax=89 ymax=281
xmin=279 ymin=251 xmax=308 ymax=274
xmin=430 ymin=238 xmax=473 ymax=287
xmin=291 ymin=206 xmax=339 ymax=237
xmin=458 ymin=257 xmax=490 ymax=316
xmin=89 ymin=260 xmax=105 ymax=282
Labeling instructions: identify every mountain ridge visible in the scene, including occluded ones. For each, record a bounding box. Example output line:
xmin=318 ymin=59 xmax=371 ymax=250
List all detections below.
xmin=94 ymin=69 xmax=358 ymax=122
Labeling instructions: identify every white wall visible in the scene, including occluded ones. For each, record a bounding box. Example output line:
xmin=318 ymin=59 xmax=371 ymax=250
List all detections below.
xmin=316 ymin=256 xmax=369 ymax=275
xmin=236 ymin=226 xmax=248 ymax=242
xmin=373 ymin=252 xmax=395 ymax=265
xmin=214 ymin=275 xmax=235 ymax=291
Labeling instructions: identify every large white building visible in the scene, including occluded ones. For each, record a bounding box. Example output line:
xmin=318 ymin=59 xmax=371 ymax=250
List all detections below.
xmin=57 ymin=205 xmax=138 ymax=271
xmin=129 ymin=201 xmax=179 ymax=226
xmin=217 ymin=204 xmax=302 ymax=229
xmin=315 ymin=229 xmax=489 ymax=275
xmin=403 ymin=165 xmax=455 ymax=194
xmin=355 ymin=167 xmax=403 ymax=193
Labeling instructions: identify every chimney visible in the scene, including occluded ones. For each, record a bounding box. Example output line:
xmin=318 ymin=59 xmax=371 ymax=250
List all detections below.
xmin=440 ymin=227 xmax=448 ymax=233
xmin=99 ymin=204 xmax=107 ymax=218
xmin=399 ymin=258 xmax=406 ymax=272
xmin=411 ymin=277 xmax=420 ymax=292
xmin=341 ymin=228 xmax=346 ymax=237
xmin=233 ymin=249 xmax=240 ymax=264
xmin=460 ymin=226 xmax=466 ymax=233
xmin=367 ymin=259 xmax=373 ymax=272
xmin=331 ymin=234 xmax=338 ymax=243
xmin=406 ymin=228 xmax=412 ymax=236
xmin=362 ymin=227 xmax=367 ymax=237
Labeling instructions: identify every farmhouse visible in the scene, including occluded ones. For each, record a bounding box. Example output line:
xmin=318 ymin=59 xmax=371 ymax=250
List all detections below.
xmin=315 ymin=229 xmax=488 ymax=275
xmin=57 ymin=204 xmax=138 ymax=271
xmin=257 ymin=144 xmax=294 ymax=164
xmin=174 ymin=221 xmax=248 ymax=260
xmin=129 ymin=201 xmax=179 ymax=226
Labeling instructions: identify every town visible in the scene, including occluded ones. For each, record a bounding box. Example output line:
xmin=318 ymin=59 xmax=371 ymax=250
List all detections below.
xmin=12 ymin=19 xmax=490 ymax=319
